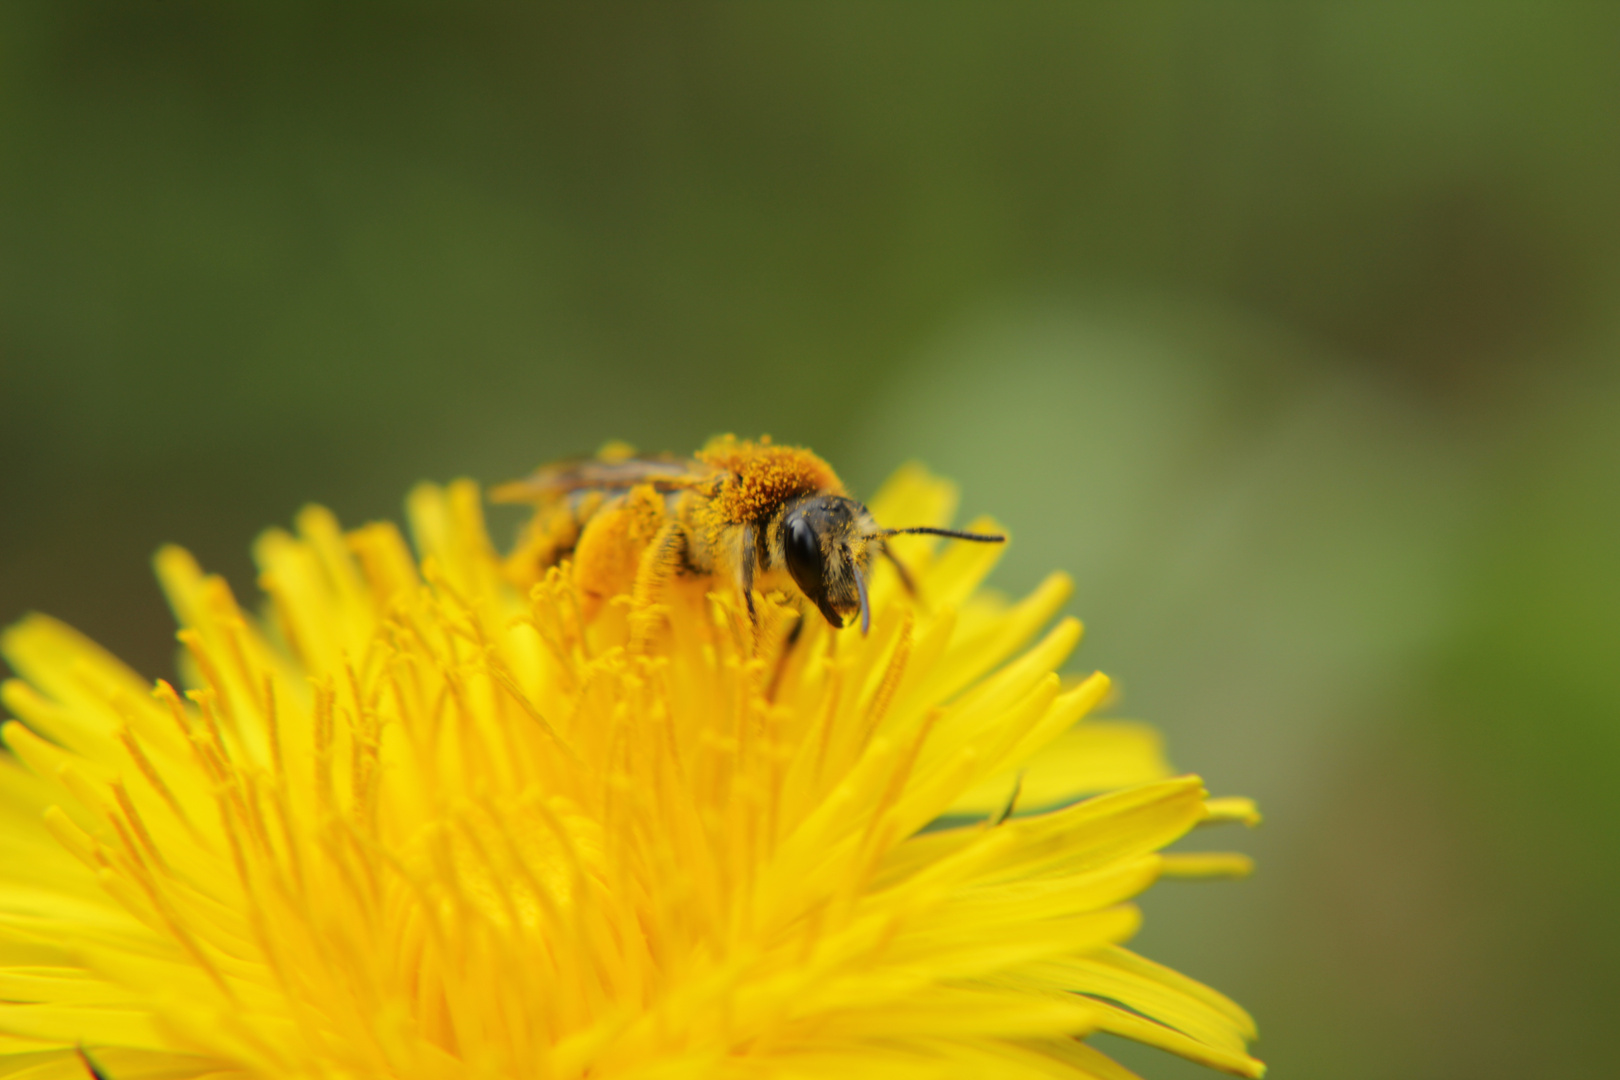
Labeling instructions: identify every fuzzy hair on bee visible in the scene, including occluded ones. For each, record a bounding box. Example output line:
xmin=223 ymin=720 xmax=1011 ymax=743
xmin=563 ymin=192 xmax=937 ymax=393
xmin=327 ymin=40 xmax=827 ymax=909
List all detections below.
xmin=493 ymin=435 xmax=1005 ymax=639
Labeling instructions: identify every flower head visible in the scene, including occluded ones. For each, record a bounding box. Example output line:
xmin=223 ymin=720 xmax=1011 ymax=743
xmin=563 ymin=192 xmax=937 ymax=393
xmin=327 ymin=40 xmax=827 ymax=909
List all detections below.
xmin=0 ymin=466 xmax=1262 ymax=1078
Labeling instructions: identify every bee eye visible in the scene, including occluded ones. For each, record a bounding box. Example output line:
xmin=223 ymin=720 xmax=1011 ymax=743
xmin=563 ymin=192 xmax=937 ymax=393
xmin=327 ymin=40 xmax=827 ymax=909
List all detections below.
xmin=783 ymin=515 xmax=826 ymax=599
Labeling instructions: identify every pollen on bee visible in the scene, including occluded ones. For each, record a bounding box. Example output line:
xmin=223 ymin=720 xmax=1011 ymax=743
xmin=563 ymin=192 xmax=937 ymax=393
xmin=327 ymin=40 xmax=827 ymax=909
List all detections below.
xmin=697 ymin=436 xmax=843 ymax=525
xmin=572 ymin=484 xmax=668 ymax=619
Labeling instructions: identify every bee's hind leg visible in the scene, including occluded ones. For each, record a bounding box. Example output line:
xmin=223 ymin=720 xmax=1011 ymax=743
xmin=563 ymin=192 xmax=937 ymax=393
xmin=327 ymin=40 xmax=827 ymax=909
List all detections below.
xmin=628 ymin=521 xmax=692 ymax=650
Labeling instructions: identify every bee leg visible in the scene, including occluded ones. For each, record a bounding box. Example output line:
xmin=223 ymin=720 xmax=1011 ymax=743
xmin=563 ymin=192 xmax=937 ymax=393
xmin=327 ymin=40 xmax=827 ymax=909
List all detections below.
xmin=765 ymin=611 xmax=807 ymax=703
xmin=629 ymin=521 xmax=691 ymax=650
xmin=992 ymin=771 xmax=1025 ymax=826
xmin=77 ymin=1048 xmax=110 ymax=1080
xmin=739 ymin=523 xmax=758 ymax=627
xmin=880 ymin=544 xmax=926 ymax=608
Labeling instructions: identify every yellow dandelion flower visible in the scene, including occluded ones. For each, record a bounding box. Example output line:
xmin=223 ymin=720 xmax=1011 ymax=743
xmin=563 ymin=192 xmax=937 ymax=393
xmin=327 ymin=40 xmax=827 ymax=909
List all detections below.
xmin=0 ymin=464 xmax=1262 ymax=1079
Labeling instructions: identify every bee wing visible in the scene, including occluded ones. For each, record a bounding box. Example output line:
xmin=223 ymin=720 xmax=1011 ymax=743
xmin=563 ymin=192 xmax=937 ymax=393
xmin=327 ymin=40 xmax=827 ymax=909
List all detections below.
xmin=490 ymin=455 xmax=711 ymax=504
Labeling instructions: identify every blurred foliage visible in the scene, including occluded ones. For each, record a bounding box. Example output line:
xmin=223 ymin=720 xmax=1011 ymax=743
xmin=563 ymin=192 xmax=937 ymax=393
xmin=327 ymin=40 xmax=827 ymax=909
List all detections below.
xmin=3 ymin=4 xmax=1619 ymax=1078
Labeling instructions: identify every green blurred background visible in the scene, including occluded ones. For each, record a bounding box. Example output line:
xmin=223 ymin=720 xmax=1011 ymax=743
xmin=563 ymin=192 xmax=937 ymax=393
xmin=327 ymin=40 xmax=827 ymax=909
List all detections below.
xmin=3 ymin=4 xmax=1618 ymax=1077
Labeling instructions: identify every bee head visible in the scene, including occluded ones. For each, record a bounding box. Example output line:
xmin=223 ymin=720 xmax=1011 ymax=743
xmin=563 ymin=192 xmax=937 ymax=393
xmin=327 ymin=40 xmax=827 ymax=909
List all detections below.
xmin=778 ymin=495 xmax=1009 ymax=635
xmin=780 ymin=495 xmax=879 ymax=633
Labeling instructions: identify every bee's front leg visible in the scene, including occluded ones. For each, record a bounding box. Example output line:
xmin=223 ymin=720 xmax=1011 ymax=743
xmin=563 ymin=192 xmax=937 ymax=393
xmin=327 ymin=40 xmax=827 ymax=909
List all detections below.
xmin=739 ymin=522 xmax=759 ymax=627
xmin=880 ymin=541 xmax=921 ymax=603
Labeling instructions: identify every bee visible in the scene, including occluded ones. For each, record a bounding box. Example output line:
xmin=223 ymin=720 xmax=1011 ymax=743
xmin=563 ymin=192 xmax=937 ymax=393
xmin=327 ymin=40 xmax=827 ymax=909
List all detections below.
xmin=492 ymin=436 xmax=1005 ymax=635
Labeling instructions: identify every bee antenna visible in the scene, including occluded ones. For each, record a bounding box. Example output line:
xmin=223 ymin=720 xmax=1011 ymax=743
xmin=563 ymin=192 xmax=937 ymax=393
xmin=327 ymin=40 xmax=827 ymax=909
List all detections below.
xmin=880 ymin=526 xmax=1006 ymax=543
